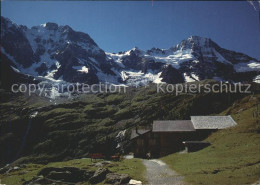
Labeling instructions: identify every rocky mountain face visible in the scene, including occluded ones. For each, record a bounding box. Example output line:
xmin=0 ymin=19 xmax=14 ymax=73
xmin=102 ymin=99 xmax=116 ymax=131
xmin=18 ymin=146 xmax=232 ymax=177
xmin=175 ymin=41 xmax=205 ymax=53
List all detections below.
xmin=1 ymin=16 xmax=259 ymax=89
xmin=107 ymin=36 xmax=259 ymax=85
xmin=1 ymin=16 xmax=118 ymax=87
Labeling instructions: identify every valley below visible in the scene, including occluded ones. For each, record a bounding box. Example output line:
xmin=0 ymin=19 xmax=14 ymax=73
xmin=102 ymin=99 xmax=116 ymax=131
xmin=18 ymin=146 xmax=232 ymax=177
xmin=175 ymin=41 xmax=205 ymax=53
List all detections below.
xmin=0 ymin=82 xmax=259 ymax=184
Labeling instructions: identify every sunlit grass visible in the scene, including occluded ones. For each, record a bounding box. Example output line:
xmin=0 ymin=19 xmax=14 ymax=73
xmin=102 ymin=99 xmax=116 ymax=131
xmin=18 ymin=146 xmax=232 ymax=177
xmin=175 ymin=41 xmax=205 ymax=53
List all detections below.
xmin=0 ymin=158 xmax=145 ymax=185
xmin=162 ymin=95 xmax=260 ymax=185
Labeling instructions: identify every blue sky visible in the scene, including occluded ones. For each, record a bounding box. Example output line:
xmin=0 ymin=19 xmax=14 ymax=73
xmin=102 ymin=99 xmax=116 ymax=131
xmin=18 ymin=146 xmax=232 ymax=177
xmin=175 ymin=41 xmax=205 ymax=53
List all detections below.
xmin=1 ymin=1 xmax=260 ymax=59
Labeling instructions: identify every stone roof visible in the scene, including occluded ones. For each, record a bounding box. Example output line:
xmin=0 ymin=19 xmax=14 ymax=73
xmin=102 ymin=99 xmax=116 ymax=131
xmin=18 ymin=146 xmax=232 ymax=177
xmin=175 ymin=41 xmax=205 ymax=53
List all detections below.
xmin=190 ymin=116 xmax=237 ymax=129
xmin=130 ymin=129 xmax=151 ymax=140
xmin=130 ymin=116 xmax=237 ymax=140
xmin=153 ymin=120 xmax=195 ymax=132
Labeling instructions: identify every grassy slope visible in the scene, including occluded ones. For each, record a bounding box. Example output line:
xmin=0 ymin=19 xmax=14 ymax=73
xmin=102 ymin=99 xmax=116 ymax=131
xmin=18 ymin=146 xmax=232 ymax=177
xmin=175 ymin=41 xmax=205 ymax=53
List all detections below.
xmin=1 ymin=81 xmax=247 ymax=165
xmin=0 ymin=158 xmax=146 ymax=185
xmin=0 ymin=82 xmax=259 ymax=184
xmin=162 ymin=95 xmax=260 ymax=185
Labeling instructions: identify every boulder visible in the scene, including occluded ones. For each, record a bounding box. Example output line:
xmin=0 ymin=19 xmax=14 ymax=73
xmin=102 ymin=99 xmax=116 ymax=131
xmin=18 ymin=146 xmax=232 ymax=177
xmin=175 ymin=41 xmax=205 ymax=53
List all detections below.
xmin=37 ymin=166 xmax=90 ymax=183
xmin=46 ymin=171 xmax=72 ymax=181
xmin=89 ymin=168 xmax=110 ymax=184
xmin=0 ymin=165 xmax=21 ymax=174
xmin=22 ymin=176 xmax=60 ymax=185
xmin=85 ymin=170 xmax=95 ymax=180
xmin=90 ymin=161 xmax=112 ymax=168
xmin=0 ymin=166 xmax=8 ymax=174
xmin=105 ymin=173 xmax=130 ymax=184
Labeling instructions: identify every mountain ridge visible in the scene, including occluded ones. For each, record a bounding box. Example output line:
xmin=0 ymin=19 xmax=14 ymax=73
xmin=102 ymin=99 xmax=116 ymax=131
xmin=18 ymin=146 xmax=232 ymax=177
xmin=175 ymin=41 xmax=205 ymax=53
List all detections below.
xmin=1 ymin=16 xmax=259 ymax=89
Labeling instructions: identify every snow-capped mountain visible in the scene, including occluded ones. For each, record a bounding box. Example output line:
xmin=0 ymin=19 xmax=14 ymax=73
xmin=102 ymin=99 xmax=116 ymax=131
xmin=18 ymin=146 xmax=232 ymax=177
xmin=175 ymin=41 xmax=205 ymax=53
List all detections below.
xmin=1 ymin=16 xmax=119 ymax=86
xmin=107 ymin=36 xmax=260 ymax=85
xmin=1 ymin=16 xmax=260 ymax=88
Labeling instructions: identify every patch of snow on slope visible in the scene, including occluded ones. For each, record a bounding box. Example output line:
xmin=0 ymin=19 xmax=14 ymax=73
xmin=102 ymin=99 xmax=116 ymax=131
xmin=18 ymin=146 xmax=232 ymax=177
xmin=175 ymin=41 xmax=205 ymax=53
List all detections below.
xmin=153 ymin=72 xmax=164 ymax=84
xmin=125 ymin=71 xmax=143 ymax=77
xmin=49 ymin=86 xmax=63 ymax=99
xmin=253 ymin=75 xmax=260 ymax=83
xmin=44 ymin=62 xmax=62 ymax=82
xmin=72 ymin=66 xmax=89 ymax=73
xmin=11 ymin=66 xmax=20 ymax=73
xmin=25 ymin=49 xmax=60 ymax=77
xmin=30 ymin=111 xmax=38 ymax=118
xmin=248 ymin=62 xmax=260 ymax=69
xmin=40 ymin=23 xmax=47 ymax=27
xmin=191 ymin=73 xmax=199 ymax=81
xmin=106 ymin=52 xmax=125 ymax=68
xmin=120 ymin=70 xmax=164 ymax=86
xmin=121 ymin=70 xmax=145 ymax=86
xmin=121 ymin=71 xmax=128 ymax=81
xmin=234 ymin=61 xmax=260 ymax=72
xmin=150 ymin=49 xmax=194 ymax=69
xmin=184 ymin=73 xmax=195 ymax=82
xmin=144 ymin=71 xmax=164 ymax=84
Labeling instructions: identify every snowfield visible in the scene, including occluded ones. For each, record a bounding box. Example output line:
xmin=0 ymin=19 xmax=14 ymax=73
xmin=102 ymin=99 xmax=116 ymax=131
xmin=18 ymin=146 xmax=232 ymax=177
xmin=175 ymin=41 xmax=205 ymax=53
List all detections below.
xmin=234 ymin=61 xmax=260 ymax=72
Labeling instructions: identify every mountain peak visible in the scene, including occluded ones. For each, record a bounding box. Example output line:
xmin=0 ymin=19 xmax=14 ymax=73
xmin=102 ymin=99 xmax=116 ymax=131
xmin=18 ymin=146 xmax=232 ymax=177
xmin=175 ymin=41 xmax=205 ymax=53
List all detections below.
xmin=188 ymin=35 xmax=209 ymax=40
xmin=41 ymin=22 xmax=59 ymax=30
xmin=129 ymin=47 xmax=145 ymax=55
xmin=187 ymin=35 xmax=211 ymax=45
xmin=1 ymin=16 xmax=19 ymax=29
xmin=132 ymin=46 xmax=140 ymax=51
xmin=172 ymin=35 xmax=213 ymax=51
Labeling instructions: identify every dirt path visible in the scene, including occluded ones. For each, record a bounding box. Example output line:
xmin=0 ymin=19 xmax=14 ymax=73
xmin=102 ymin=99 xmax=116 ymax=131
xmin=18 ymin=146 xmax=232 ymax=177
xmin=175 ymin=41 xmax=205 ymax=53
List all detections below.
xmin=143 ymin=159 xmax=188 ymax=185
xmin=251 ymin=179 xmax=260 ymax=185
